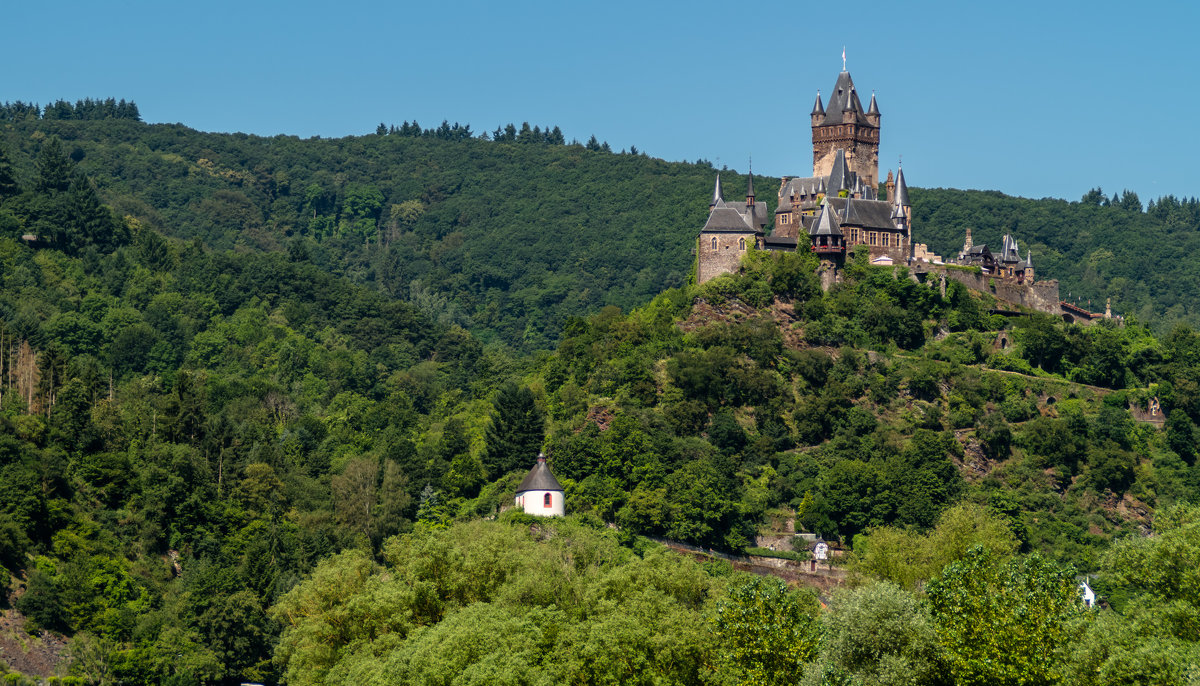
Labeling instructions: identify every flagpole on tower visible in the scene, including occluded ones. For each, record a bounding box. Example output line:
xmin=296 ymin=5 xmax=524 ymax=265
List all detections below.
xmin=842 ymin=46 xmax=846 ymax=71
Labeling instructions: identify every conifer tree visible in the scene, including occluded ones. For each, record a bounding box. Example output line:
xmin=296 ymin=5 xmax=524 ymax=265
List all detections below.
xmin=35 ymin=137 xmax=73 ymax=194
xmin=483 ymin=382 xmax=544 ymax=478
xmin=0 ymin=145 xmax=18 ymax=199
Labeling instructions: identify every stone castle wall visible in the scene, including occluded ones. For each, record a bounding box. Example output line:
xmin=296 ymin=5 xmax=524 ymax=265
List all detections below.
xmin=935 ymin=268 xmax=1061 ymax=315
xmin=698 ymin=233 xmax=759 ymax=284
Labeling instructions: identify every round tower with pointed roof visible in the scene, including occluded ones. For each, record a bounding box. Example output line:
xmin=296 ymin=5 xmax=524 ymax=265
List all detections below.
xmin=515 ymin=452 xmax=564 ymax=517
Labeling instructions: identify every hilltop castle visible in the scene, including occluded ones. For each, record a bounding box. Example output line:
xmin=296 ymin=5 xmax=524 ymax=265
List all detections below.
xmin=695 ymin=66 xmax=1050 ymax=300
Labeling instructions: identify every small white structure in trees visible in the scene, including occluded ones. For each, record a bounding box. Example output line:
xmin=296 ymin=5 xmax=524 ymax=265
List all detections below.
xmin=514 ymin=453 xmax=564 ymax=517
xmin=1080 ymin=579 xmax=1096 ymax=608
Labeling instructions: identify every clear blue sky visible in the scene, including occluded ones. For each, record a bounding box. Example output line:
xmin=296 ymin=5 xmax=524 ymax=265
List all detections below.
xmin=7 ymin=0 xmax=1198 ymax=202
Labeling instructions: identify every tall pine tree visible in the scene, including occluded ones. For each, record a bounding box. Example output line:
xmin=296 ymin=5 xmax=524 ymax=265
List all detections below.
xmin=483 ymin=382 xmax=544 ymax=478
xmin=0 ymin=145 xmax=18 ymax=199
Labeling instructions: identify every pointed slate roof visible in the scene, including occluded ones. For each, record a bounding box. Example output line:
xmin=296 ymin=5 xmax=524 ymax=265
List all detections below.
xmin=811 ymin=203 xmax=843 ymax=237
xmin=821 ymin=71 xmax=872 ymax=126
xmin=516 ymin=454 xmax=563 ymax=493
xmin=702 ymin=199 xmax=755 ymax=232
xmin=828 ymin=149 xmax=851 ymax=193
xmin=893 ymin=166 xmax=910 ymax=206
xmin=1025 ymin=250 xmax=1033 ymax=269
xmin=811 ymin=92 xmax=825 ymax=116
xmin=746 ymin=170 xmax=755 ymax=201
xmin=710 ymin=174 xmax=724 ymax=206
xmin=867 ymin=92 xmax=879 ymax=115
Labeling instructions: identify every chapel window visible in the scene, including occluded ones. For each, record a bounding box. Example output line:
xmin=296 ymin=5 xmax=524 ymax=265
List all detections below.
xmin=739 ymin=238 xmax=746 ymax=251
xmin=711 ymin=237 xmax=717 ymax=250
xmin=544 ymin=493 xmax=552 ymax=508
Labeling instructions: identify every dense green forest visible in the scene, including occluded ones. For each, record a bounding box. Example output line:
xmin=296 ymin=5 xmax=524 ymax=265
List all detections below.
xmin=4 ymin=107 xmax=1199 ymax=350
xmin=2 ymin=112 xmax=1200 ymax=684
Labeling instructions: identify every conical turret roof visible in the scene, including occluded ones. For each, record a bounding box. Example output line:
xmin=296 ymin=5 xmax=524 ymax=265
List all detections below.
xmin=867 ymin=92 xmax=879 ymax=115
xmin=811 ymin=92 xmax=825 ymax=116
xmin=516 ymin=453 xmax=563 ymax=493
xmin=710 ymin=173 xmax=724 ymax=206
xmin=893 ymin=165 xmax=910 ymax=206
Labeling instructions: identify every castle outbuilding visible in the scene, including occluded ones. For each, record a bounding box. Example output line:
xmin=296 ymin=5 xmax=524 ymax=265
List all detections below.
xmin=514 ymin=453 xmax=564 ymax=517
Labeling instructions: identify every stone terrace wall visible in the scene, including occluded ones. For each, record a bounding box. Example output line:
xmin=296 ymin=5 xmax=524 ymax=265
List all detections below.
xmin=934 ymin=268 xmax=1061 ymax=316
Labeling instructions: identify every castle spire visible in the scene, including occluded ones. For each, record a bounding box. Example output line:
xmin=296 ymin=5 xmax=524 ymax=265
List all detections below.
xmin=811 ymin=91 xmax=825 ymax=117
xmin=867 ymin=91 xmax=879 ymax=115
xmin=746 ymin=163 xmax=755 ymax=206
xmin=893 ymin=164 xmax=910 ymax=208
xmin=829 ymin=149 xmax=850 ymax=194
xmin=710 ymin=173 xmax=724 ymax=209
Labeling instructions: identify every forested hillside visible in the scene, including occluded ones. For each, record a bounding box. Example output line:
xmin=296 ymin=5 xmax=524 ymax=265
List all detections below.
xmin=3 ymin=108 xmax=1200 ymax=684
xmin=3 ymin=108 xmax=1197 ymax=350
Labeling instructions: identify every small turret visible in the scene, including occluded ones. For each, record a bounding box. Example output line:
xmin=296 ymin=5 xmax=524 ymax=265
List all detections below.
xmin=866 ymin=91 xmax=880 ymax=127
xmin=810 ymin=203 xmax=845 ymax=259
xmin=885 ymin=170 xmax=895 ymax=201
xmin=745 ymin=167 xmax=756 ymax=209
xmin=710 ymin=173 xmax=724 ymax=209
xmin=1024 ymin=250 xmax=1035 ymax=281
xmin=842 ymin=88 xmax=859 ymax=124
xmin=893 ymin=164 xmax=910 ymax=208
xmin=811 ymin=91 xmax=825 ymax=126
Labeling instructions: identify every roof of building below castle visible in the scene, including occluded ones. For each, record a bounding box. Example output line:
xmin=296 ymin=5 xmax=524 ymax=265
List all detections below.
xmin=516 ymin=453 xmax=563 ymax=494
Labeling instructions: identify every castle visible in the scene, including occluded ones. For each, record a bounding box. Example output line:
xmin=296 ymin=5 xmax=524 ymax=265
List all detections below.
xmin=695 ymin=66 xmax=1057 ymax=306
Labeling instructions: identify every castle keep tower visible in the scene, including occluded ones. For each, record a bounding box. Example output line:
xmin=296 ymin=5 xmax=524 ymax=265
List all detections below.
xmin=811 ymin=71 xmax=880 ymax=190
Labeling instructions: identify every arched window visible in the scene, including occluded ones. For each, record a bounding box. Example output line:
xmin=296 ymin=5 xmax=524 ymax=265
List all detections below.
xmin=543 ymin=493 xmax=553 ymax=508
xmin=711 ymin=237 xmax=717 ymax=250
xmin=739 ymin=238 xmax=746 ymax=250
